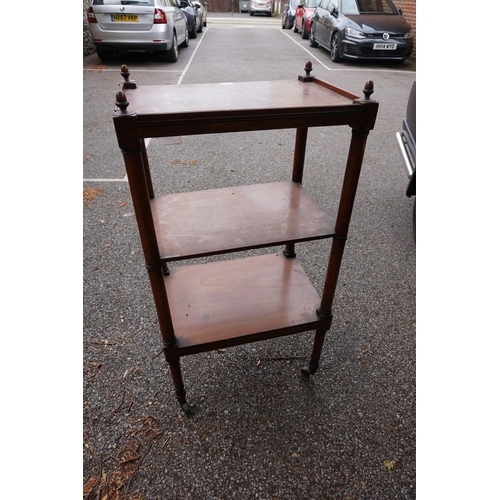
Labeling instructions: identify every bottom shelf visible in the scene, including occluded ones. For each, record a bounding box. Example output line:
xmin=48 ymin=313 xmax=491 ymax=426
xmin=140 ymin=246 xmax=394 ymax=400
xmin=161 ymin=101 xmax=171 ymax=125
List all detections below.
xmin=164 ymin=252 xmax=325 ymax=355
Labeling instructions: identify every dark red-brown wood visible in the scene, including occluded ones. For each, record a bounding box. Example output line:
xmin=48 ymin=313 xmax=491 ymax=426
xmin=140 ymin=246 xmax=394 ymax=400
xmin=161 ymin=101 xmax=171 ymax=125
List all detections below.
xmin=112 ymin=64 xmax=379 ymax=415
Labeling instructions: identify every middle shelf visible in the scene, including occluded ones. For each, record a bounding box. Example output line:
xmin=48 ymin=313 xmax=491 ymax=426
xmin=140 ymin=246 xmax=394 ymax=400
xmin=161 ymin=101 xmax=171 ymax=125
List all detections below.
xmin=151 ymin=181 xmax=336 ymax=262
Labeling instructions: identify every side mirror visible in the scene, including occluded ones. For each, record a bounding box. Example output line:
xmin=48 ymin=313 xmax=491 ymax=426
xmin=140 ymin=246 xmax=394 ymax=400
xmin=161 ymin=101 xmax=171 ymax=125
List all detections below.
xmin=397 ymin=7 xmax=403 ymax=15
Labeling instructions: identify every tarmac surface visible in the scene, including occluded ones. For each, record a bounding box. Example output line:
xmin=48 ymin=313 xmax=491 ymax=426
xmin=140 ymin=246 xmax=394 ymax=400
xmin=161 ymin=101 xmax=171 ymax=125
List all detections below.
xmin=83 ymin=12 xmax=416 ymax=499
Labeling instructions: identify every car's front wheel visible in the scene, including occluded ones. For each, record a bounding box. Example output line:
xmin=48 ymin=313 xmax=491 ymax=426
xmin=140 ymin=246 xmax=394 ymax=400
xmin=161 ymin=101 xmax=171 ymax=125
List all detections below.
xmin=330 ymin=32 xmax=341 ymax=62
xmin=309 ymin=24 xmax=318 ymax=47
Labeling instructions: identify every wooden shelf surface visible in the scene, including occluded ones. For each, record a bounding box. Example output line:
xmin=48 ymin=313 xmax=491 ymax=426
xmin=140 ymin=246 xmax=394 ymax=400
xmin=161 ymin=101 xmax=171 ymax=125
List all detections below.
xmin=165 ymin=253 xmax=323 ymax=355
xmin=119 ymin=78 xmax=366 ymax=137
xmin=152 ymin=181 xmax=336 ymax=261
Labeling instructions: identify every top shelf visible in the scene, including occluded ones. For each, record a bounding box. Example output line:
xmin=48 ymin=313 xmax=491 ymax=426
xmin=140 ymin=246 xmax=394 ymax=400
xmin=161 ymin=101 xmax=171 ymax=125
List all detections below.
xmin=114 ymin=65 xmax=378 ymax=138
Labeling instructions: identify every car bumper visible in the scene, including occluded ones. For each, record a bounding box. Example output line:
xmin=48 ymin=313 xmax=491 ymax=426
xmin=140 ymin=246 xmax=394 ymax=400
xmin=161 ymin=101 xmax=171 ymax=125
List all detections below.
xmin=396 ymin=130 xmax=416 ymax=197
xmin=251 ymin=6 xmax=271 ymax=13
xmin=341 ymin=36 xmax=413 ymax=60
xmin=89 ymin=25 xmax=172 ymax=52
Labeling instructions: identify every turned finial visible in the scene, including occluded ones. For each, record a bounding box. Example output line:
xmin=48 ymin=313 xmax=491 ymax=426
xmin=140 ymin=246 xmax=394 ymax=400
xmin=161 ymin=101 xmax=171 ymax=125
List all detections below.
xmin=120 ymin=64 xmax=136 ymax=89
xmin=115 ymin=90 xmax=129 ymax=112
xmin=363 ymin=80 xmax=374 ymax=100
xmin=299 ymin=61 xmax=314 ymax=82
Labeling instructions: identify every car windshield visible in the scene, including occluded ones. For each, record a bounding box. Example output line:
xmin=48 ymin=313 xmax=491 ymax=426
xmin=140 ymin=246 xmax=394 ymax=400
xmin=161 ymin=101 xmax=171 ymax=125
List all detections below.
xmin=306 ymin=0 xmax=318 ymax=7
xmin=341 ymin=0 xmax=398 ymax=15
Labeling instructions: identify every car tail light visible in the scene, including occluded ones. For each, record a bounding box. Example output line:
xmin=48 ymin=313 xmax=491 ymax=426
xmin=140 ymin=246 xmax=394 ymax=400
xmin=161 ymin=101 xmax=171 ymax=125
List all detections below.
xmin=154 ymin=8 xmax=167 ymax=23
xmin=87 ymin=7 xmax=97 ymax=23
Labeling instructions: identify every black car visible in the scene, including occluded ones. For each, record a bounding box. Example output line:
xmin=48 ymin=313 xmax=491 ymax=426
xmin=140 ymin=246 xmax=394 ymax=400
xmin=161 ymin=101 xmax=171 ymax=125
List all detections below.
xmin=282 ymin=0 xmax=302 ymax=29
xmin=396 ymin=81 xmax=416 ymax=238
xmin=309 ymin=0 xmax=414 ymax=62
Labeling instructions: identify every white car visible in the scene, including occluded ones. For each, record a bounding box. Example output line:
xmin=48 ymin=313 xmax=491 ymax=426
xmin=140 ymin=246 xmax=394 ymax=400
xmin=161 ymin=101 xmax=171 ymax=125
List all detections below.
xmin=87 ymin=0 xmax=189 ymax=63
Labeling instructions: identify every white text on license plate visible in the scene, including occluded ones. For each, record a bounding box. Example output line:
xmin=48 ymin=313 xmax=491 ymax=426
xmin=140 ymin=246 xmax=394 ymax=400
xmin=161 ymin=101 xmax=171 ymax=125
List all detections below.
xmin=373 ymin=43 xmax=396 ymax=50
xmin=112 ymin=14 xmax=139 ymax=22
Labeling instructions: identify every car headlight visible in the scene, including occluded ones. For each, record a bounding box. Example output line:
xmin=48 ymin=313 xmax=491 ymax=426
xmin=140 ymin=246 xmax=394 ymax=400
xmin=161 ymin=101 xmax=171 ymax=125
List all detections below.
xmin=345 ymin=27 xmax=365 ymax=39
xmin=404 ymin=29 xmax=414 ymax=39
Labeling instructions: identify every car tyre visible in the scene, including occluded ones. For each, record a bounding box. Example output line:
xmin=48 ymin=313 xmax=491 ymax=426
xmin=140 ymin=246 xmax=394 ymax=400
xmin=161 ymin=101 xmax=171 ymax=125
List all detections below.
xmin=301 ymin=20 xmax=308 ymax=39
xmin=330 ymin=32 xmax=341 ymax=62
xmin=309 ymin=24 xmax=318 ymax=47
xmin=164 ymin=32 xmax=178 ymax=62
xmin=293 ymin=20 xmax=298 ymax=33
xmin=412 ymin=199 xmax=416 ymax=240
xmin=181 ymin=30 xmax=189 ymax=48
xmin=250 ymin=11 xmax=254 ymax=16
xmin=197 ymin=18 xmax=203 ymax=33
xmin=96 ymin=49 xmax=113 ymax=61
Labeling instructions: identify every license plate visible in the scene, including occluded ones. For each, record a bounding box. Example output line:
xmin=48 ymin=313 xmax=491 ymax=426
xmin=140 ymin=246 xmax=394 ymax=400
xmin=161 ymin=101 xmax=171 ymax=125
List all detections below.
xmin=373 ymin=43 xmax=396 ymax=50
xmin=112 ymin=14 xmax=139 ymax=22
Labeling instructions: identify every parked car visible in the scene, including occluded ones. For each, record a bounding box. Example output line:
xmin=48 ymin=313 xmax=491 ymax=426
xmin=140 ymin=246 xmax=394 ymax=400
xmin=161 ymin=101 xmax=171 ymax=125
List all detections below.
xmin=87 ymin=0 xmax=189 ymax=63
xmin=180 ymin=0 xmax=202 ymax=37
xmin=282 ymin=0 xmax=301 ymax=29
xmin=396 ymin=81 xmax=416 ymax=238
xmin=250 ymin=0 xmax=272 ymax=16
xmin=293 ymin=0 xmax=318 ymax=39
xmin=309 ymin=0 xmax=414 ymax=62
xmin=192 ymin=0 xmax=208 ymax=27
xmin=239 ymin=0 xmax=250 ymax=12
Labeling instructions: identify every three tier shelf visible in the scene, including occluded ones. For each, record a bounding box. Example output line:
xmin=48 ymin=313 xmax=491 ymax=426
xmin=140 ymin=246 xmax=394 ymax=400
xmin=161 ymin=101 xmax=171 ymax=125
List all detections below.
xmin=112 ymin=62 xmax=379 ymax=415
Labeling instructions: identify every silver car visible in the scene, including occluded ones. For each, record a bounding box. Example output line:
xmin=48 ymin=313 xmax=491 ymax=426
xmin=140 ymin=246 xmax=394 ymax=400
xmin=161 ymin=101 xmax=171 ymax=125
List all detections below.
xmin=250 ymin=0 xmax=272 ymax=16
xmin=87 ymin=0 xmax=189 ymax=63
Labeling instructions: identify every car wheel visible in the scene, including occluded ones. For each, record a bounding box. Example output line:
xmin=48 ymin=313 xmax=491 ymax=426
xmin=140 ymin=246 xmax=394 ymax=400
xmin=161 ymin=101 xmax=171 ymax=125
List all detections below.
xmin=197 ymin=18 xmax=203 ymax=33
xmin=189 ymin=24 xmax=197 ymax=38
xmin=181 ymin=29 xmax=189 ymax=48
xmin=267 ymin=12 xmax=271 ymax=16
xmin=293 ymin=20 xmax=298 ymax=33
xmin=309 ymin=24 xmax=318 ymax=47
xmin=164 ymin=32 xmax=178 ymax=62
xmin=412 ymin=199 xmax=416 ymax=241
xmin=301 ymin=20 xmax=308 ymax=39
xmin=330 ymin=32 xmax=340 ymax=62
xmin=250 ymin=11 xmax=254 ymax=16
xmin=96 ymin=49 xmax=113 ymax=61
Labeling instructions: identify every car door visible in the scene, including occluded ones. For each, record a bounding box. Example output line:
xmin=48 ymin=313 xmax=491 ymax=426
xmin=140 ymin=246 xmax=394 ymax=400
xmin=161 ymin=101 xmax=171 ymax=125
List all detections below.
xmin=315 ymin=0 xmax=336 ymax=47
xmin=169 ymin=0 xmax=188 ymax=42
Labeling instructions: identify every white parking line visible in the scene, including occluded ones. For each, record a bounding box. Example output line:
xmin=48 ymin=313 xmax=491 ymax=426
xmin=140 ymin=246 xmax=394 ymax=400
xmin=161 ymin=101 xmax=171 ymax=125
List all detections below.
xmin=177 ymin=27 xmax=209 ymax=85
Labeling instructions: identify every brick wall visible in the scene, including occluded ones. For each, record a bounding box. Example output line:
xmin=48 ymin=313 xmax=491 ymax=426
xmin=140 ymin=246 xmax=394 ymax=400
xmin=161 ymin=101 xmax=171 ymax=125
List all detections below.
xmin=393 ymin=0 xmax=416 ymax=61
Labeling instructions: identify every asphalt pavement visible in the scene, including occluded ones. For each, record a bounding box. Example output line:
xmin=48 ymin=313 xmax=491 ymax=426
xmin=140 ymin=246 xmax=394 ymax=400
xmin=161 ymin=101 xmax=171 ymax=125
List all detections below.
xmin=83 ymin=12 xmax=416 ymax=500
